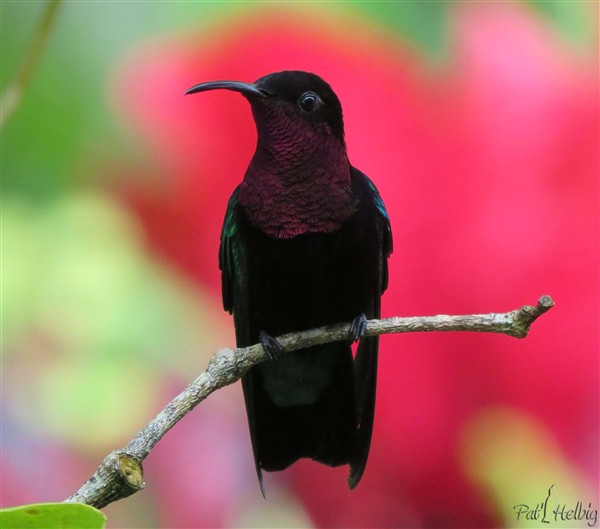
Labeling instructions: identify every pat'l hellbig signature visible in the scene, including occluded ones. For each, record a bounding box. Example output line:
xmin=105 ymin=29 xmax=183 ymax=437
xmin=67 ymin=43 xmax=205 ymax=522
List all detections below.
xmin=513 ymin=485 xmax=598 ymax=527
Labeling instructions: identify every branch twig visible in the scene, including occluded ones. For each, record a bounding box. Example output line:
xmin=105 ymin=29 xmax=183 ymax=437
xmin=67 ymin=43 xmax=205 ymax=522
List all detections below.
xmin=1 ymin=0 xmax=62 ymax=128
xmin=64 ymin=295 xmax=554 ymax=508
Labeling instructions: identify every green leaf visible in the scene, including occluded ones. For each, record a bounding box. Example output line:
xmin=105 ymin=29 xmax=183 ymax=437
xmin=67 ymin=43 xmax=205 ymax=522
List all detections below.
xmin=0 ymin=503 xmax=106 ymax=529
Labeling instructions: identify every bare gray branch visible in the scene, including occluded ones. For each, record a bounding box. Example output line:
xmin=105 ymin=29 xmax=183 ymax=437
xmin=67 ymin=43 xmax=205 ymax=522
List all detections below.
xmin=64 ymin=295 xmax=554 ymax=508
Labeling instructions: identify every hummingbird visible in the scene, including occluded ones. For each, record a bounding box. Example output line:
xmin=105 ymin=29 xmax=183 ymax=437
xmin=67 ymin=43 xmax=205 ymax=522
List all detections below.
xmin=186 ymin=71 xmax=392 ymax=493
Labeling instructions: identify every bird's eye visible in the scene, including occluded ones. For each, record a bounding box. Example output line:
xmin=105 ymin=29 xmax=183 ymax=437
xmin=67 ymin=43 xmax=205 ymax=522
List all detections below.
xmin=298 ymin=92 xmax=320 ymax=112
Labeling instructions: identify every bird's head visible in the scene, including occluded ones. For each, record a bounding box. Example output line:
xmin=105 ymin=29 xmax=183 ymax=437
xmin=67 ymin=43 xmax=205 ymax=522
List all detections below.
xmin=186 ymin=71 xmax=354 ymax=237
xmin=186 ymin=70 xmax=346 ymax=150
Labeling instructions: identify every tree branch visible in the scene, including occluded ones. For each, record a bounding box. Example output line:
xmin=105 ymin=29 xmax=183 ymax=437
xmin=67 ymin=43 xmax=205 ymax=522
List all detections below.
xmin=1 ymin=0 xmax=62 ymax=129
xmin=64 ymin=295 xmax=554 ymax=508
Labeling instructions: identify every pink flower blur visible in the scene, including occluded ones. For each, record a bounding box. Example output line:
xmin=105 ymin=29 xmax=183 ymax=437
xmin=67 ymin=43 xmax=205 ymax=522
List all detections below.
xmin=110 ymin=3 xmax=598 ymax=527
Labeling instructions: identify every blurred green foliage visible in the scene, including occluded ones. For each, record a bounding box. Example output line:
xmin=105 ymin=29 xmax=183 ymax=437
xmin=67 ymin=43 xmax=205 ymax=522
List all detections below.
xmin=352 ymin=0 xmax=594 ymax=63
xmin=352 ymin=1 xmax=450 ymax=61
xmin=2 ymin=192 xmax=228 ymax=449
xmin=527 ymin=0 xmax=596 ymax=51
xmin=1 ymin=1 xmax=235 ymax=198
xmin=2 ymin=193 xmax=219 ymax=364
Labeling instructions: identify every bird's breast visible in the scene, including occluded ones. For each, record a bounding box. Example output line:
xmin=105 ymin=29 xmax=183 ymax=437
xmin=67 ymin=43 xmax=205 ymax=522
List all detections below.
xmin=239 ymin=143 xmax=356 ymax=238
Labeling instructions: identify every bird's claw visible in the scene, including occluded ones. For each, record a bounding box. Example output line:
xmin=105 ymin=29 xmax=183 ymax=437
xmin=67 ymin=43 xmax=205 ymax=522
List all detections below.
xmin=259 ymin=331 xmax=284 ymax=361
xmin=348 ymin=313 xmax=368 ymax=342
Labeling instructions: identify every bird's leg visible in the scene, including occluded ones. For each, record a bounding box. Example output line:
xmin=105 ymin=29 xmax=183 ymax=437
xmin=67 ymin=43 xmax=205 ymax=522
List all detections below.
xmin=259 ymin=330 xmax=284 ymax=361
xmin=348 ymin=313 xmax=368 ymax=343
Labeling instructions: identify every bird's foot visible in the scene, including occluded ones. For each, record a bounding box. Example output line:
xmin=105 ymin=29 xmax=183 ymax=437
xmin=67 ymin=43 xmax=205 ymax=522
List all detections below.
xmin=348 ymin=313 xmax=368 ymax=343
xmin=259 ymin=331 xmax=284 ymax=361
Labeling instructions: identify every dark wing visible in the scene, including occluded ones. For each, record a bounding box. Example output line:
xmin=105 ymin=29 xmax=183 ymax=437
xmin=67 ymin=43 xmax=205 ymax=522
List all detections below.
xmin=348 ymin=168 xmax=393 ymax=489
xmin=220 ymin=186 xmax=246 ymax=319
xmin=219 ymin=187 xmax=266 ymax=496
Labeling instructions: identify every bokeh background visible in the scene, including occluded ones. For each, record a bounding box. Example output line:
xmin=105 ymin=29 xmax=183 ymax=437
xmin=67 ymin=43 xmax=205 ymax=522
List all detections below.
xmin=2 ymin=2 xmax=598 ymax=528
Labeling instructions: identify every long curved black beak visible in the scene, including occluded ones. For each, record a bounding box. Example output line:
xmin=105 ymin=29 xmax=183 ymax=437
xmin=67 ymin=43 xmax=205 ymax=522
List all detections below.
xmin=185 ymin=80 xmax=267 ymax=98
